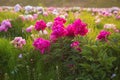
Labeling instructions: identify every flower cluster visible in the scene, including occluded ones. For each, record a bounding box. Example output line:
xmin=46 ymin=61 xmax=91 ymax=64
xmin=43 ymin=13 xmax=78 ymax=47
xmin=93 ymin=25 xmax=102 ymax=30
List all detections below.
xmin=97 ymin=30 xmax=110 ymax=41
xmin=50 ymin=17 xmax=67 ymax=42
xmin=11 ymin=37 xmax=26 ymax=49
xmin=33 ymin=38 xmax=50 ymax=54
xmin=0 ymin=20 xmax=12 ymax=32
xmin=34 ymin=20 xmax=46 ymax=31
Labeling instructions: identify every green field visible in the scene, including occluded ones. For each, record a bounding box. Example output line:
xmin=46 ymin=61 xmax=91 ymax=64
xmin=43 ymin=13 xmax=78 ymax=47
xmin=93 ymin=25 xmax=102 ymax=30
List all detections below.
xmin=0 ymin=0 xmax=120 ymax=7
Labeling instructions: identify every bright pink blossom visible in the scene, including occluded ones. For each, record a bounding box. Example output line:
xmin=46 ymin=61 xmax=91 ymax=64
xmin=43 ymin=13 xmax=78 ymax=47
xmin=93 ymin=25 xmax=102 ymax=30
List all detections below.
xmin=50 ymin=25 xmax=67 ymax=41
xmin=97 ymin=30 xmax=110 ymax=41
xmin=54 ymin=16 xmax=66 ymax=24
xmin=33 ymin=38 xmax=50 ymax=54
xmin=35 ymin=20 xmax=46 ymax=31
xmin=73 ymin=19 xmax=88 ymax=36
xmin=66 ymin=24 xmax=75 ymax=37
xmin=52 ymin=20 xmax=64 ymax=30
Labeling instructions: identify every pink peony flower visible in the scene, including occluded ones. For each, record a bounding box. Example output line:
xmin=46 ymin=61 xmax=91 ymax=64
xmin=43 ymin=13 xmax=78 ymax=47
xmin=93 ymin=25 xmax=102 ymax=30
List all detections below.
xmin=70 ymin=41 xmax=81 ymax=52
xmin=11 ymin=37 xmax=26 ymax=49
xmin=116 ymin=15 xmax=120 ymax=20
xmin=1 ymin=20 xmax=12 ymax=28
xmin=52 ymin=20 xmax=64 ymax=30
xmin=33 ymin=38 xmax=50 ymax=54
xmin=54 ymin=16 xmax=66 ymax=24
xmin=46 ymin=22 xmax=53 ymax=29
xmin=26 ymin=25 xmax=34 ymax=32
xmin=73 ymin=19 xmax=88 ymax=36
xmin=0 ymin=20 xmax=12 ymax=32
xmin=0 ymin=25 xmax=6 ymax=32
xmin=66 ymin=24 xmax=75 ymax=37
xmin=51 ymin=25 xmax=67 ymax=39
xmin=96 ymin=30 xmax=110 ymax=41
xmin=70 ymin=41 xmax=80 ymax=48
xmin=33 ymin=14 xmax=38 ymax=20
xmin=34 ymin=20 xmax=46 ymax=31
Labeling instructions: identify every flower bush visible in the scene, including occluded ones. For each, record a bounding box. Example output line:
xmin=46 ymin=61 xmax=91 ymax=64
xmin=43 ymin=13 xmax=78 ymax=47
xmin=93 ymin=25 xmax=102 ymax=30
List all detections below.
xmin=0 ymin=6 xmax=120 ymax=80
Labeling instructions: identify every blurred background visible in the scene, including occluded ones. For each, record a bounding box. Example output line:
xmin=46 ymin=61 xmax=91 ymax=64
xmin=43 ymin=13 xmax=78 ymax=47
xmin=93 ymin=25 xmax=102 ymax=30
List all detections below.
xmin=0 ymin=0 xmax=120 ymax=7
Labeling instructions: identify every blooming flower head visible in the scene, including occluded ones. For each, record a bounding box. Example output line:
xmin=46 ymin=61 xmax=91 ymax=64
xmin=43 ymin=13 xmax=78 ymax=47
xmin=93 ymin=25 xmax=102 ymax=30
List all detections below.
xmin=33 ymin=38 xmax=50 ymax=54
xmin=46 ymin=22 xmax=53 ymax=29
xmin=33 ymin=14 xmax=38 ymax=20
xmin=26 ymin=25 xmax=34 ymax=32
xmin=35 ymin=20 xmax=46 ymax=31
xmin=96 ymin=30 xmax=110 ymax=41
xmin=1 ymin=20 xmax=12 ymax=28
xmin=73 ymin=19 xmax=88 ymax=36
xmin=50 ymin=25 xmax=67 ymax=41
xmin=66 ymin=24 xmax=75 ymax=37
xmin=11 ymin=37 xmax=26 ymax=49
xmin=54 ymin=16 xmax=66 ymax=24
xmin=0 ymin=20 xmax=12 ymax=32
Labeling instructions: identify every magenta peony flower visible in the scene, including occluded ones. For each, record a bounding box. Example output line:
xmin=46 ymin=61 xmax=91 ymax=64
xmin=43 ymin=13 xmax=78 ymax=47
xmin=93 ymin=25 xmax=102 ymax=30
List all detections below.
xmin=70 ymin=41 xmax=80 ymax=48
xmin=34 ymin=20 xmax=46 ymax=31
xmin=66 ymin=24 xmax=75 ymax=37
xmin=51 ymin=26 xmax=67 ymax=38
xmin=73 ymin=19 xmax=88 ymax=36
xmin=11 ymin=37 xmax=26 ymax=49
xmin=33 ymin=38 xmax=50 ymax=54
xmin=97 ymin=30 xmax=110 ymax=41
xmin=54 ymin=16 xmax=66 ymax=24
xmin=52 ymin=20 xmax=64 ymax=30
